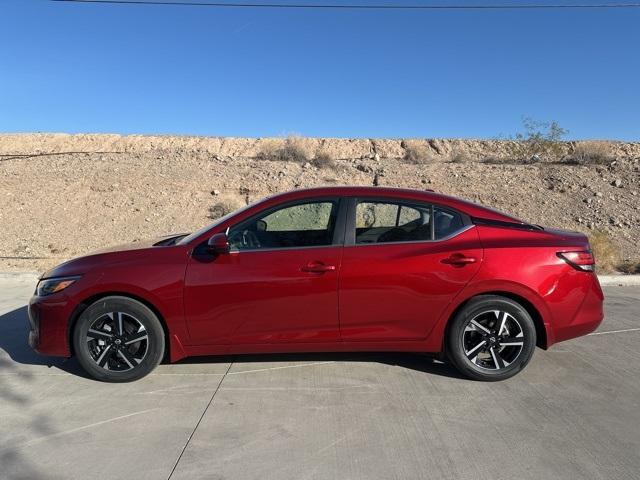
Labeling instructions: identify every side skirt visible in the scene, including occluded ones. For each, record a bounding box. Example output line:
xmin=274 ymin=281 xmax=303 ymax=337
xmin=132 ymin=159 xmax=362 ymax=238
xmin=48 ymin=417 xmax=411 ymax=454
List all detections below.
xmin=180 ymin=340 xmax=438 ymax=361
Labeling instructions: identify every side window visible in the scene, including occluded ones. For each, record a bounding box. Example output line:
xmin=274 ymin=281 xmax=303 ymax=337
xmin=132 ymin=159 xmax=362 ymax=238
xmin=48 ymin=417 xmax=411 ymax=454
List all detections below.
xmin=228 ymin=200 xmax=338 ymax=250
xmin=357 ymin=202 xmax=399 ymax=229
xmin=433 ymin=207 xmax=465 ymax=240
xmin=398 ymin=205 xmax=420 ymax=225
xmin=355 ymin=201 xmax=431 ymax=244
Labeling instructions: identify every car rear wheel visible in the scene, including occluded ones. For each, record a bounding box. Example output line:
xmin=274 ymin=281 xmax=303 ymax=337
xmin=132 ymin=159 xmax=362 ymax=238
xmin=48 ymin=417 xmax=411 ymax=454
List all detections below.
xmin=446 ymin=295 xmax=536 ymax=381
xmin=73 ymin=296 xmax=165 ymax=382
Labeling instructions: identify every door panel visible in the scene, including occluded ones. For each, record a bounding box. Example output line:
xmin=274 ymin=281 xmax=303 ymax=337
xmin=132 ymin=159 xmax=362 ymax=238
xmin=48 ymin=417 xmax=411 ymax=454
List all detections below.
xmin=184 ymin=246 xmax=342 ymax=345
xmin=339 ymin=227 xmax=483 ymax=341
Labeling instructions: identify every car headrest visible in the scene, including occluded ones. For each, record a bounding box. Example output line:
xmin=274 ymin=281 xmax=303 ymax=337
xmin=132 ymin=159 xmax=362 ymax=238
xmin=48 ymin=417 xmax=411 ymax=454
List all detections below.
xmin=436 ymin=213 xmax=452 ymax=233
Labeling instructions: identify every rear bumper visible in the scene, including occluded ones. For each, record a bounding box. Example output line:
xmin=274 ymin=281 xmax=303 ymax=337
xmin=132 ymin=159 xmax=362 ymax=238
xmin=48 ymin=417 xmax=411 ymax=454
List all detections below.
xmin=546 ymin=272 xmax=604 ymax=347
xmin=28 ymin=294 xmax=74 ymax=357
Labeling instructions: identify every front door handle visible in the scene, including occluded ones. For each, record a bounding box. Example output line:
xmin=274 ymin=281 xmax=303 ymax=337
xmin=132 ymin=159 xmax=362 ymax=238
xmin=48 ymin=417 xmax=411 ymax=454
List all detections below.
xmin=301 ymin=262 xmax=336 ymax=273
xmin=441 ymin=254 xmax=477 ymax=266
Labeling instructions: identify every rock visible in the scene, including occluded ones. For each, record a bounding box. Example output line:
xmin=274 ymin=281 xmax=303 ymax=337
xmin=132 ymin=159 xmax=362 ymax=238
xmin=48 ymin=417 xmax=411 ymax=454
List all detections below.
xmin=302 ymin=162 xmax=312 ymax=169
xmin=595 ymin=192 xmax=603 ymax=197
xmin=612 ymin=179 xmax=623 ymax=188
xmin=356 ymin=164 xmax=373 ymax=173
xmin=373 ymin=168 xmax=385 ymax=187
xmin=211 ymin=189 xmax=220 ymax=196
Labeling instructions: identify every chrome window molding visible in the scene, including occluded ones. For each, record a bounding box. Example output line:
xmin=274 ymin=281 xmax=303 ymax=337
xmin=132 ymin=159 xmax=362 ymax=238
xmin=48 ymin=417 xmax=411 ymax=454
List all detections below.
xmin=344 ymin=224 xmax=475 ymax=248
xmin=228 ymin=243 xmax=343 ymax=254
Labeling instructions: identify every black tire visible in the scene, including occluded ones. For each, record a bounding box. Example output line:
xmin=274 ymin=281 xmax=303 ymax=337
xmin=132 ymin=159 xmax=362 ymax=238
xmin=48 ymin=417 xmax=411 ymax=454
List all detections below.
xmin=446 ymin=295 xmax=536 ymax=381
xmin=73 ymin=296 xmax=165 ymax=382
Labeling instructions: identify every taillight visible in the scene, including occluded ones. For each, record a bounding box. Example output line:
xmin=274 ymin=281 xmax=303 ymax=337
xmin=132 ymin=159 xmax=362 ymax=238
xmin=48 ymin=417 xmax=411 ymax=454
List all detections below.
xmin=557 ymin=251 xmax=596 ymax=272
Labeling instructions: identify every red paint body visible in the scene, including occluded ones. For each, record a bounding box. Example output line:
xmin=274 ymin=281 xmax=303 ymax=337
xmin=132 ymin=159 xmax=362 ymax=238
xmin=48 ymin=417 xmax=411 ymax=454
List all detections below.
xmin=28 ymin=187 xmax=604 ymax=362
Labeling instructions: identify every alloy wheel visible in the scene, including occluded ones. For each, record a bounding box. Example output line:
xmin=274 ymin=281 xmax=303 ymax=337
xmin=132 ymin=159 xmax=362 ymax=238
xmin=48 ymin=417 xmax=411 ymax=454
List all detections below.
xmin=86 ymin=311 xmax=149 ymax=371
xmin=463 ymin=310 xmax=525 ymax=370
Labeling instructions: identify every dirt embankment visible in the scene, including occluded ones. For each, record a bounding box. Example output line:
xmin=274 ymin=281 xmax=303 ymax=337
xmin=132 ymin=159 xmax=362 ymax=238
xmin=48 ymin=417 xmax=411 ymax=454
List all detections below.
xmin=1 ymin=133 xmax=638 ymax=273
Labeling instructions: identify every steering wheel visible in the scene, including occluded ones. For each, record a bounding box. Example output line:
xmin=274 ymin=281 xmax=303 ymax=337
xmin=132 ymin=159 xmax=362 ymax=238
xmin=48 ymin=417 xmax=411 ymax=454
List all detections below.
xmin=229 ymin=229 xmax=261 ymax=249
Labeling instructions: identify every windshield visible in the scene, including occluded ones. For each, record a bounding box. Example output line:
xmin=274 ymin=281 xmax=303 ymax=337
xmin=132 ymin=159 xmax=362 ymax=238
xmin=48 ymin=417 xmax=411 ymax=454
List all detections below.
xmin=176 ymin=203 xmax=254 ymax=246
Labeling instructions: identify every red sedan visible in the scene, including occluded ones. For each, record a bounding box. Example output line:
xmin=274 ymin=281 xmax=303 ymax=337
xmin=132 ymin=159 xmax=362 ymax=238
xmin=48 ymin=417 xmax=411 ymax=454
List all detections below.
xmin=28 ymin=187 xmax=604 ymax=382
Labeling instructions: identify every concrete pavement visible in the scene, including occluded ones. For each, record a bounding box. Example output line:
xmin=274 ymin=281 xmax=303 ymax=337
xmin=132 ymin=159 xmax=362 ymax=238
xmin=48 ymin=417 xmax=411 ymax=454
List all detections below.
xmin=1 ymin=277 xmax=639 ymax=479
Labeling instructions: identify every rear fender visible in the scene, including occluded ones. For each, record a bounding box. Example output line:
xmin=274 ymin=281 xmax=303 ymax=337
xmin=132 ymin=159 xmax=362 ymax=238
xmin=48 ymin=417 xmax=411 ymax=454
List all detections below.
xmin=424 ymin=279 xmax=553 ymax=352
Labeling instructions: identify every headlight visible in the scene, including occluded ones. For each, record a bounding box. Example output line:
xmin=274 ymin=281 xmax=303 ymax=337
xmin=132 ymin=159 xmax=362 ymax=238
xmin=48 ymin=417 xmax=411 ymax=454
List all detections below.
xmin=36 ymin=276 xmax=81 ymax=296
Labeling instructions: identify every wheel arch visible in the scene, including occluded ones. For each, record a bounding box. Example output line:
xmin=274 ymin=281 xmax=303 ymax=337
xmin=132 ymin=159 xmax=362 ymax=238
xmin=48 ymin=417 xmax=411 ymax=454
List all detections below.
xmin=442 ymin=290 xmax=548 ymax=352
xmin=67 ymin=291 xmax=171 ymax=361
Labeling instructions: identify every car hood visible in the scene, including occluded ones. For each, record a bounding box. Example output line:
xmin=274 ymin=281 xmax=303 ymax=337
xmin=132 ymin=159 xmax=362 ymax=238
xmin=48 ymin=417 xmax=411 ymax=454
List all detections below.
xmin=90 ymin=234 xmax=177 ymax=254
xmin=41 ymin=233 xmax=186 ymax=279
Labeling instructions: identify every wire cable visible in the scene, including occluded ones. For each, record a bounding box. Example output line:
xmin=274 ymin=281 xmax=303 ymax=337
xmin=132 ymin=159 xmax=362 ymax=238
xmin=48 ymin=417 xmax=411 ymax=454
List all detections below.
xmin=49 ymin=1 xmax=640 ymax=10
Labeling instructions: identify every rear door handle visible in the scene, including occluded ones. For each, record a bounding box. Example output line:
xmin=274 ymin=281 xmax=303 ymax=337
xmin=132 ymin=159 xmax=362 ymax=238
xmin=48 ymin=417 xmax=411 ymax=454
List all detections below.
xmin=441 ymin=254 xmax=477 ymax=266
xmin=301 ymin=262 xmax=336 ymax=273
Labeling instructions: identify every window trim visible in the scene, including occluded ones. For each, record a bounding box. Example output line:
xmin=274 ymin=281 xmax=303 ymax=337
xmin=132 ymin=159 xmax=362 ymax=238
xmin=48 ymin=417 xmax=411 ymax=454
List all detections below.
xmin=224 ymin=196 xmax=347 ymax=253
xmin=345 ymin=197 xmax=472 ymax=247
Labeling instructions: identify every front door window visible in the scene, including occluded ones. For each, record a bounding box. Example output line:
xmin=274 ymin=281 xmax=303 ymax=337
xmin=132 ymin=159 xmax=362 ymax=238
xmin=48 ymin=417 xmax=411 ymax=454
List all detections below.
xmin=228 ymin=200 xmax=339 ymax=250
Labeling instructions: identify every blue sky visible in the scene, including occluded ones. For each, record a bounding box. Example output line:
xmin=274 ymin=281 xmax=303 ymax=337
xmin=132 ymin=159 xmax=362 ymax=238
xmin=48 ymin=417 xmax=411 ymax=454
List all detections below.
xmin=1 ymin=1 xmax=639 ymax=139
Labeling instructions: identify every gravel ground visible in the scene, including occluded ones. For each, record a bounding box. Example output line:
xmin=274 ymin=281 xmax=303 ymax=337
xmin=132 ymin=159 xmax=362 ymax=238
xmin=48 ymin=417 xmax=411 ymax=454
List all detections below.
xmin=1 ymin=134 xmax=639 ymax=272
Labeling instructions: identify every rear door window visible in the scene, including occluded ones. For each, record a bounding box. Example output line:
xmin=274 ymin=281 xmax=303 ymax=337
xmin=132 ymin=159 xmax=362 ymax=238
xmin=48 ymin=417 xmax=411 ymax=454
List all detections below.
xmin=355 ymin=201 xmax=431 ymax=244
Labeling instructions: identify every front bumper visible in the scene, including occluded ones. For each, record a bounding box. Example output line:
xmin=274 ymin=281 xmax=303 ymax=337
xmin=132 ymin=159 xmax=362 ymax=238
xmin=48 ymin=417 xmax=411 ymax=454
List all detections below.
xmin=28 ymin=294 xmax=74 ymax=357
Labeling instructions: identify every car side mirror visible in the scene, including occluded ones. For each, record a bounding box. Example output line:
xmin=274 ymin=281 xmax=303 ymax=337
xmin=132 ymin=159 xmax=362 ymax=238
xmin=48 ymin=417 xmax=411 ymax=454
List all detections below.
xmin=207 ymin=232 xmax=230 ymax=254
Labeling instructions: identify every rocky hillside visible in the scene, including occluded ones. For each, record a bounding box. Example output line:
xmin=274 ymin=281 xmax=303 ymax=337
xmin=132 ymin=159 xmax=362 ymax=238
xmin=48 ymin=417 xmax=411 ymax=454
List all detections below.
xmin=1 ymin=133 xmax=638 ymax=273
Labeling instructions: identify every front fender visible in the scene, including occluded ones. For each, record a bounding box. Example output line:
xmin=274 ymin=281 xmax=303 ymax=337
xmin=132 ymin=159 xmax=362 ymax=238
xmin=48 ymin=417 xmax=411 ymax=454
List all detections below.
xmin=68 ymin=284 xmax=189 ymax=362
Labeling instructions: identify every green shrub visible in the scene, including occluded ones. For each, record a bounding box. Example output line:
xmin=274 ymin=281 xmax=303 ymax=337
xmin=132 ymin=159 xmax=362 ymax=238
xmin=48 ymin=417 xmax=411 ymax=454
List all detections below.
xmin=509 ymin=117 xmax=568 ymax=162
xmin=589 ymin=231 xmax=619 ymax=273
xmin=208 ymin=194 xmax=245 ymax=219
xmin=402 ymin=140 xmax=432 ymax=164
xmin=257 ymin=136 xmax=309 ymax=163
xmin=448 ymin=150 xmax=469 ymax=163
xmin=568 ymin=141 xmax=614 ymax=165
xmin=312 ymin=149 xmax=336 ymax=169
xmin=618 ymin=261 xmax=640 ymax=274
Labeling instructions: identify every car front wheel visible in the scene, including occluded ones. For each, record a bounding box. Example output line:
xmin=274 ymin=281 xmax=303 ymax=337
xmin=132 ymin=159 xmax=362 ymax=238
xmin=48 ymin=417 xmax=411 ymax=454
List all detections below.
xmin=73 ymin=296 xmax=165 ymax=382
xmin=446 ymin=295 xmax=537 ymax=381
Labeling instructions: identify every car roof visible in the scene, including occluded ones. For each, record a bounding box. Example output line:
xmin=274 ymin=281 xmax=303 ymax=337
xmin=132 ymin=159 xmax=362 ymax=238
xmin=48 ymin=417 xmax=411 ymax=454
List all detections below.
xmin=262 ymin=186 xmax=523 ymax=223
